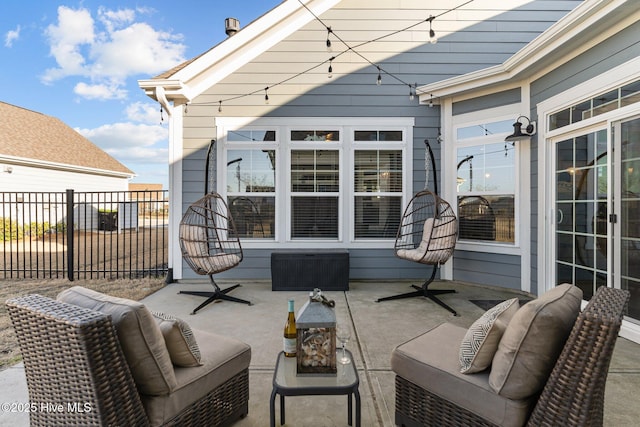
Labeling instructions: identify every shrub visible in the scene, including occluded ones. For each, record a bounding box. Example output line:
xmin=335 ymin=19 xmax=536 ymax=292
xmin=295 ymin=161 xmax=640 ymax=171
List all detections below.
xmin=1 ymin=218 xmax=21 ymax=241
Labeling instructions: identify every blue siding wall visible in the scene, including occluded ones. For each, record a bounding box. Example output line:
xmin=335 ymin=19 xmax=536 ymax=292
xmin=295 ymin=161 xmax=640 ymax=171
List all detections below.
xmin=179 ymin=1 xmax=582 ymax=281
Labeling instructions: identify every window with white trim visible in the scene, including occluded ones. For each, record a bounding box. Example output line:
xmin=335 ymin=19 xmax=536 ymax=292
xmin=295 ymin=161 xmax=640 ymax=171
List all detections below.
xmin=455 ymin=119 xmax=517 ymax=244
xmin=225 ymin=129 xmax=276 ymax=239
xmin=222 ymin=119 xmax=412 ymax=245
xmin=353 ymin=131 xmax=404 ymax=239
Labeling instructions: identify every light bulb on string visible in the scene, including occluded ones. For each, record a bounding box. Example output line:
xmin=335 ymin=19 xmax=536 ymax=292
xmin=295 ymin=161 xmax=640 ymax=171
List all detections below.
xmin=326 ymin=27 xmax=333 ymax=52
xmin=328 ymin=57 xmax=334 ymax=79
xmin=376 ymin=67 xmax=382 ymax=85
xmin=184 ymin=103 xmax=189 ymax=114
xmin=428 ymin=15 xmax=438 ymax=44
xmin=409 ymin=83 xmax=416 ymax=101
xmin=264 ymin=87 xmax=270 ymax=104
xmin=428 ymin=94 xmax=434 ymax=108
xmin=218 ymin=100 xmax=223 ymax=113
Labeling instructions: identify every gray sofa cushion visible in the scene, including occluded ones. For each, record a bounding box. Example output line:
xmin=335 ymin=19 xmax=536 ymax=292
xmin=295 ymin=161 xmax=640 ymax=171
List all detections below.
xmin=391 ymin=323 xmax=535 ymax=427
xmin=141 ymin=328 xmax=251 ymax=426
xmin=57 ymin=286 xmax=177 ymax=396
xmin=489 ymin=283 xmax=582 ymax=399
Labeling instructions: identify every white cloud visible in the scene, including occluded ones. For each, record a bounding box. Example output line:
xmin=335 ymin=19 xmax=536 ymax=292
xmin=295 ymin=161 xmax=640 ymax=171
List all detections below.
xmin=89 ymin=22 xmax=185 ymax=79
xmin=41 ymin=6 xmax=186 ymax=98
xmin=76 ymin=121 xmax=168 ymax=186
xmin=74 ymin=81 xmax=127 ymax=100
xmin=126 ymin=102 xmax=164 ymax=124
xmin=42 ymin=6 xmax=95 ymax=82
xmin=76 ymin=122 xmax=167 ymax=150
xmin=4 ymin=25 xmax=21 ymax=47
xmin=97 ymin=6 xmax=135 ymax=33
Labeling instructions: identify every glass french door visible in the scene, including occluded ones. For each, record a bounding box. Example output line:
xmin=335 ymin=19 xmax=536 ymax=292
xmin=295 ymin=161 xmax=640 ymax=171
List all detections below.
xmin=555 ymin=116 xmax=640 ymax=324
xmin=617 ymin=117 xmax=640 ymax=322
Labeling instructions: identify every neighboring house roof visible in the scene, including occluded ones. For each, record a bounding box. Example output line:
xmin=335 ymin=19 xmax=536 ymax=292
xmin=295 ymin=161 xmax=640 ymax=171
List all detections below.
xmin=0 ymin=101 xmax=134 ymax=177
xmin=417 ymin=0 xmax=640 ymax=101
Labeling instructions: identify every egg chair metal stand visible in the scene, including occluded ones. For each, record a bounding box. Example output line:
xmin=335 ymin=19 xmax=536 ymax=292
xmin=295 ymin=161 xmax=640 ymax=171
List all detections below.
xmin=178 ymin=140 xmax=251 ymax=314
xmin=376 ymin=140 xmax=459 ymax=315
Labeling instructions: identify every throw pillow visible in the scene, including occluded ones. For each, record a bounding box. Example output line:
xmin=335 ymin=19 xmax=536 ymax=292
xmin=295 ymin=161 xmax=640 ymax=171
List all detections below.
xmin=152 ymin=311 xmax=203 ymax=367
xmin=57 ymin=286 xmax=177 ymax=396
xmin=489 ymin=283 xmax=582 ymax=399
xmin=459 ymin=298 xmax=519 ymax=374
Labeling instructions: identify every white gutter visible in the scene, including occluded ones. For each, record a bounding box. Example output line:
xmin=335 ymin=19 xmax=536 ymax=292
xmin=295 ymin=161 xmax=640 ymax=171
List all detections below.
xmin=0 ymin=155 xmax=135 ymax=179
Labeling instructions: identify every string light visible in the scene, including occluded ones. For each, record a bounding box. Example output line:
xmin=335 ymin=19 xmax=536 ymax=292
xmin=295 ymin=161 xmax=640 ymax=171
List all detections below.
xmin=437 ymin=127 xmax=443 ymax=143
xmin=160 ymin=105 xmax=164 ymax=123
xmin=409 ymin=83 xmax=417 ymax=100
xmin=428 ymin=15 xmax=438 ymax=44
xmin=184 ymin=0 xmax=474 ymax=110
xmin=328 ymin=57 xmax=334 ymax=78
xmin=326 ymin=27 xmax=333 ymax=52
xmin=184 ymin=103 xmax=189 ymax=114
xmin=428 ymin=94 xmax=434 ymax=107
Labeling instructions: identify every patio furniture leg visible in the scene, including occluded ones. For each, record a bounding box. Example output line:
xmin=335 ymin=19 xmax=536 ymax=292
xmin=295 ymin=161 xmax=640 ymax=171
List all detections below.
xmin=179 ymin=275 xmax=251 ymax=314
xmin=376 ymin=266 xmax=458 ymax=316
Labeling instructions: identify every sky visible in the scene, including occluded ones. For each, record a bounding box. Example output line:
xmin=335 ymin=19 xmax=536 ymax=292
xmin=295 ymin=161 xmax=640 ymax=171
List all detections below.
xmin=1 ymin=1 xmax=282 ymax=189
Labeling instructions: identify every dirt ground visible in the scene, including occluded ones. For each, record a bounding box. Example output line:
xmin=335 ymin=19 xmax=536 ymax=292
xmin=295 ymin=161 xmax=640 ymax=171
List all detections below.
xmin=0 ymin=277 xmax=165 ymax=371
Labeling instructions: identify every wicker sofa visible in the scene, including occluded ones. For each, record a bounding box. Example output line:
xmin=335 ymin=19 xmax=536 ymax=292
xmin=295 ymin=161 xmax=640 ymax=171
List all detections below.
xmin=391 ymin=285 xmax=629 ymax=427
xmin=6 ymin=286 xmax=251 ymax=426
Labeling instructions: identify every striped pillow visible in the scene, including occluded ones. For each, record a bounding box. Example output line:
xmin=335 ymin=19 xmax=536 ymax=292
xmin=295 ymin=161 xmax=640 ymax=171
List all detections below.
xmin=153 ymin=312 xmax=203 ymax=367
xmin=459 ymin=298 xmax=519 ymax=374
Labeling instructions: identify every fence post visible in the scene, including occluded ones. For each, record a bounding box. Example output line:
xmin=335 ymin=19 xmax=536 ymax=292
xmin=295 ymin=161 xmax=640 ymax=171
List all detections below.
xmin=66 ymin=189 xmax=74 ymax=281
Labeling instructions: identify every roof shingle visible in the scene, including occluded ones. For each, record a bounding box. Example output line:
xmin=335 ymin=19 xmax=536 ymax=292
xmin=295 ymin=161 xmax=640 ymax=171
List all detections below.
xmin=0 ymin=101 xmax=133 ymax=175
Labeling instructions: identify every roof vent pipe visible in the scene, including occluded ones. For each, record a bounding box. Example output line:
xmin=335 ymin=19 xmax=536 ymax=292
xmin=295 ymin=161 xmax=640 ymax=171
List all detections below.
xmin=225 ymin=18 xmax=240 ymax=37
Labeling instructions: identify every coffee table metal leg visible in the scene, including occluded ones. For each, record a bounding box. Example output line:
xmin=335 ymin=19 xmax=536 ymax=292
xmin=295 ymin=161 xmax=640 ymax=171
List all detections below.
xmin=280 ymin=394 xmax=285 ymax=425
xmin=270 ymin=389 xmax=277 ymax=427
xmin=355 ymin=388 xmax=361 ymax=427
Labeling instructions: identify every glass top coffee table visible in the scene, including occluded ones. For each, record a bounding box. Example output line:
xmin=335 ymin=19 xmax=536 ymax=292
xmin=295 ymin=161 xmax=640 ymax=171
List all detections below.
xmin=270 ymin=350 xmax=360 ymax=427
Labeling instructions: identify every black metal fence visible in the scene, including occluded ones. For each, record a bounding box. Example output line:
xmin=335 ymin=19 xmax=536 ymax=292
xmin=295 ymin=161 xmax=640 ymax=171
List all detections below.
xmin=1 ymin=190 xmax=168 ymax=280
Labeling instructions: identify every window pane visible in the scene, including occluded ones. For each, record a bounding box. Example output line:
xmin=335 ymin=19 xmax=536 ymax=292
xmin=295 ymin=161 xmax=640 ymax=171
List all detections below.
xmin=228 ymin=130 xmax=276 ymax=142
xmin=457 ymin=120 xmax=512 ymax=140
xmin=291 ymin=150 xmax=339 ymax=192
xmin=354 ymin=130 xmax=403 ymax=141
xmin=458 ymin=195 xmax=515 ymax=243
xmin=621 ymin=81 xmax=640 ymax=107
xmin=290 ymin=130 xmax=339 ymax=141
xmin=592 ymin=89 xmax=618 ymax=117
xmin=550 ymin=108 xmax=571 ymax=131
xmin=354 ymin=150 xmax=402 ymax=192
xmin=354 ymin=196 xmax=402 ymax=238
xmin=457 ymin=143 xmax=515 ymax=194
xmin=228 ymin=196 xmax=275 ymax=238
xmin=226 ymin=150 xmax=275 ymax=193
xmin=291 ymin=196 xmax=338 ymax=238
xmin=549 ymin=78 xmax=640 ymax=131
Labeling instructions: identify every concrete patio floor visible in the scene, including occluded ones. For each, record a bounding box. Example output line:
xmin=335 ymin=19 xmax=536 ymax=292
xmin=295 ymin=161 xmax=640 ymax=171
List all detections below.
xmin=1 ymin=279 xmax=639 ymax=426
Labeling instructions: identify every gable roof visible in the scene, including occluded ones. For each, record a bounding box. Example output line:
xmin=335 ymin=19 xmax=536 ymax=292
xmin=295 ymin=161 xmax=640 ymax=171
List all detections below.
xmin=0 ymin=101 xmax=134 ymax=177
xmin=417 ymin=0 xmax=640 ymax=101
xmin=139 ymin=0 xmax=341 ymax=111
